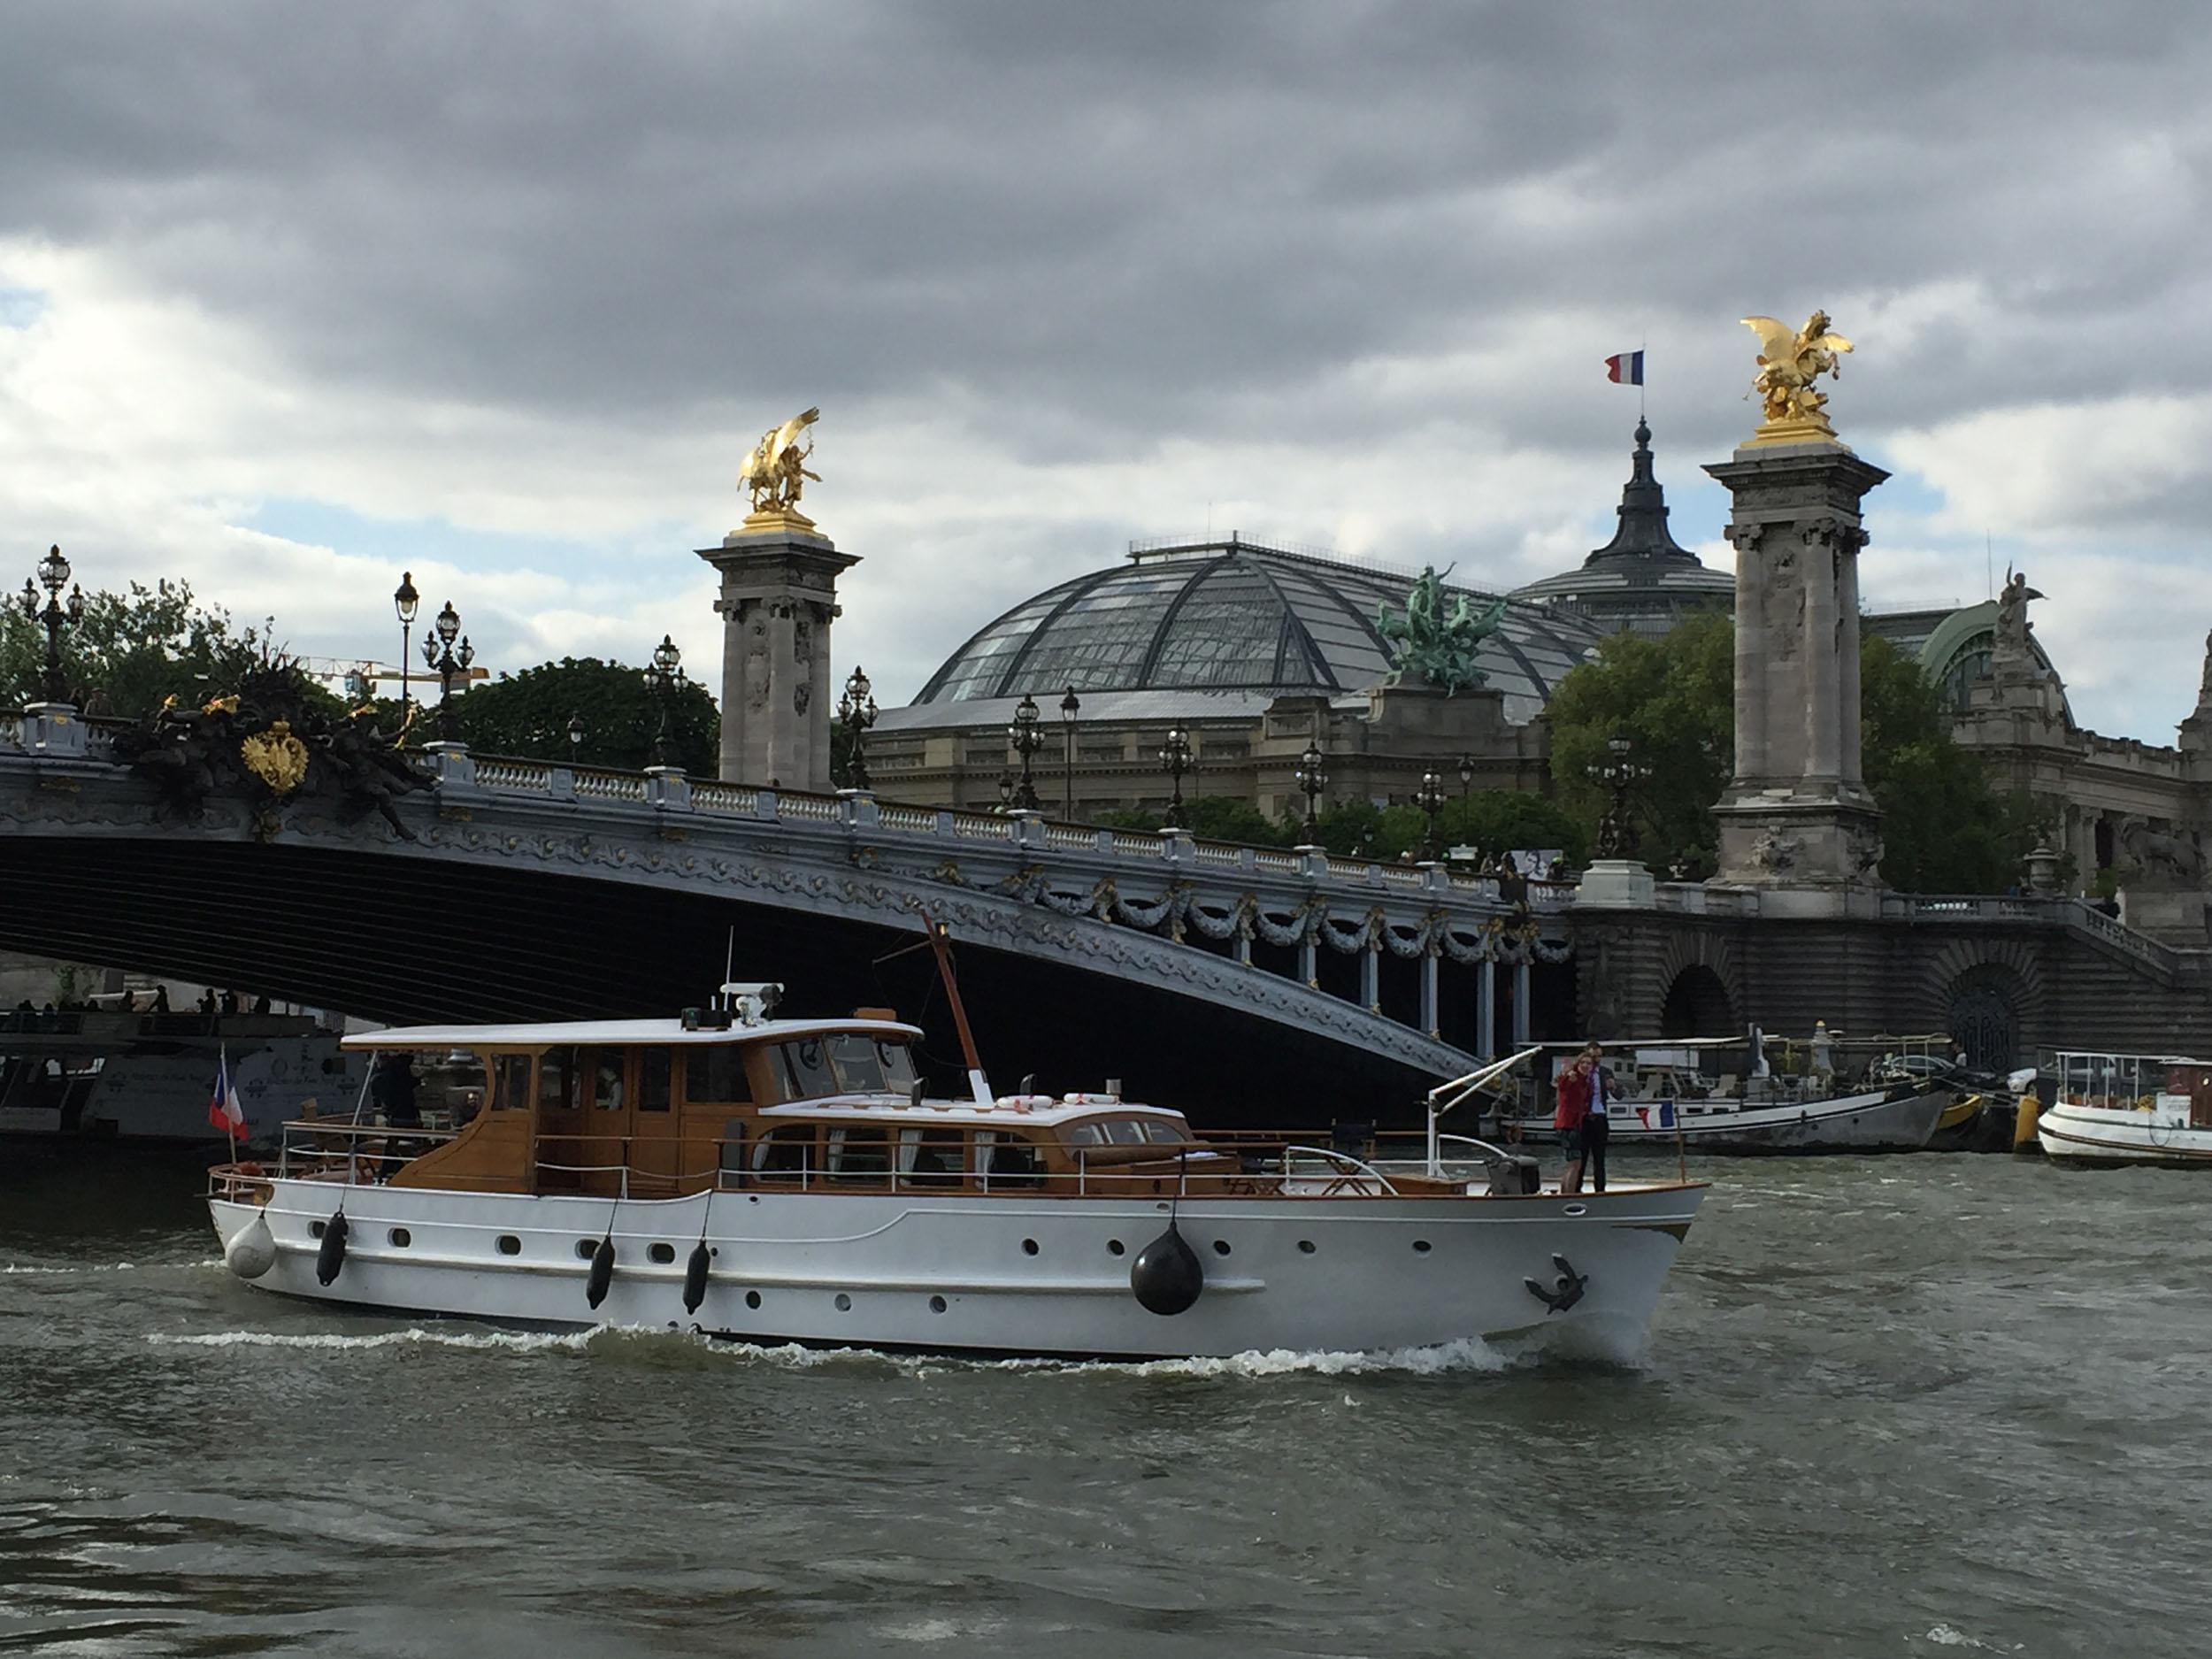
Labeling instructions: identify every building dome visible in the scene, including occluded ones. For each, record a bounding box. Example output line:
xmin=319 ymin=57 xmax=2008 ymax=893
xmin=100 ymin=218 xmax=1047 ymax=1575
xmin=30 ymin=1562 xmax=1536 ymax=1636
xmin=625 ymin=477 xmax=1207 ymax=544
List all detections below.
xmin=1510 ymin=419 xmax=1734 ymax=634
xmin=909 ymin=536 xmax=1603 ymax=726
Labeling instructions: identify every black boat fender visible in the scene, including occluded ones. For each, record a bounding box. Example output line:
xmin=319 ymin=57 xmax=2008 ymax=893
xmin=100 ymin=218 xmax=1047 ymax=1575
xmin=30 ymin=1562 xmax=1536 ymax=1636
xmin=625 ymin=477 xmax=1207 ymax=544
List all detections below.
xmin=682 ymin=1241 xmax=711 ymax=1315
xmin=315 ymin=1211 xmax=349 ymax=1286
xmin=1130 ymin=1219 xmax=1203 ymax=1316
xmin=587 ymin=1234 xmax=616 ymax=1310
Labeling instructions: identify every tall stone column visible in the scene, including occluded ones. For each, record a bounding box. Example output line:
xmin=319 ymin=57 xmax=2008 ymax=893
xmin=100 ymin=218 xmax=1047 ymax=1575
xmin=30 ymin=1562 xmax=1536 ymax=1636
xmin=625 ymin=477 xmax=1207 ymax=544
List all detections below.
xmin=696 ymin=526 xmax=859 ymax=790
xmin=1705 ymin=439 xmax=1889 ymax=917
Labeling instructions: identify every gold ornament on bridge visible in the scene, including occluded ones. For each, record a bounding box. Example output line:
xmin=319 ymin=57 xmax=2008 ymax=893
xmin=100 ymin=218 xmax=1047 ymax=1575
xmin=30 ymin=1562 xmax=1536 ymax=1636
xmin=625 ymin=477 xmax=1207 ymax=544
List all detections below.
xmin=240 ymin=719 xmax=310 ymax=796
xmin=736 ymin=407 xmax=823 ymax=534
xmin=1741 ymin=311 xmax=1854 ymax=445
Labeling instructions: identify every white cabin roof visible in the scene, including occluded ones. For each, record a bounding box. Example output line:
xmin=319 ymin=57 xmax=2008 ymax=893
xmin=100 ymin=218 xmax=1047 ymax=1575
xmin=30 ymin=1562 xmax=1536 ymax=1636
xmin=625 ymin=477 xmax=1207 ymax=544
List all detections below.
xmin=754 ymin=1096 xmax=1188 ymax=1130
xmin=342 ymin=1017 xmax=923 ymax=1051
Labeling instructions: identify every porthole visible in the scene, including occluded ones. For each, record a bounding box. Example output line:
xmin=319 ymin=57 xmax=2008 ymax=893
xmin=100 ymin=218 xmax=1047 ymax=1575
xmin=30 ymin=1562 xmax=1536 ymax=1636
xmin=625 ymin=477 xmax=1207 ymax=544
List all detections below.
xmin=745 ymin=1290 xmax=762 ymax=1310
xmin=1211 ymin=1240 xmax=1232 ymax=1256
xmin=834 ymin=1293 xmax=852 ymax=1312
xmin=1021 ymin=1238 xmax=1039 ymax=1256
xmin=309 ymin=1220 xmax=326 ymax=1240
xmin=575 ymin=1239 xmax=596 ymax=1260
xmin=1297 ymin=1240 xmax=1316 ymax=1254
xmin=1563 ymin=1203 xmax=1588 ymax=1217
xmin=388 ymin=1227 xmax=411 ymax=1248
xmin=496 ymin=1234 xmax=521 ymax=1256
xmin=648 ymin=1242 xmax=675 ymax=1265
xmin=1106 ymin=1239 xmax=1125 ymax=1256
xmin=929 ymin=1294 xmax=948 ymax=1314
xmin=1411 ymin=1240 xmax=1432 ymax=1255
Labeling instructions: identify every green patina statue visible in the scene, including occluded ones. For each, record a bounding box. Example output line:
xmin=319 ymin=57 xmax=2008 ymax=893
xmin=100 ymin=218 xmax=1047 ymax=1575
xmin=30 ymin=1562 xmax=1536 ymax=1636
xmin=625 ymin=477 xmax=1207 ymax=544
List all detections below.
xmin=1375 ymin=566 xmax=1505 ymax=694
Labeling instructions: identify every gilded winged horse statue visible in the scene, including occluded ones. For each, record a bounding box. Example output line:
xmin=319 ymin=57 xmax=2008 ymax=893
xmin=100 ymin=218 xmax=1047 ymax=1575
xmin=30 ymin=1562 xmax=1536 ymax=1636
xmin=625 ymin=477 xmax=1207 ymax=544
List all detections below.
xmin=737 ymin=407 xmax=823 ymax=527
xmin=1741 ymin=311 xmax=1853 ymax=438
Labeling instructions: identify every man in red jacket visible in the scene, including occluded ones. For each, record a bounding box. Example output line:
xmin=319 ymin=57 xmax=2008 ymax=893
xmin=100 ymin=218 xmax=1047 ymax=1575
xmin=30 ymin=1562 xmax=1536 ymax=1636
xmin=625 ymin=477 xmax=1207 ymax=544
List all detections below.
xmin=1554 ymin=1053 xmax=1593 ymax=1194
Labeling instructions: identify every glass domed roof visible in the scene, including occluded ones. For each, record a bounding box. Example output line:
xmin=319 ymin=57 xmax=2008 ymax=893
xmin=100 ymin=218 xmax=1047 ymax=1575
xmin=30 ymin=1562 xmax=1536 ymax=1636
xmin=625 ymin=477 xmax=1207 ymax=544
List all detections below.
xmin=912 ymin=538 xmax=1603 ymax=724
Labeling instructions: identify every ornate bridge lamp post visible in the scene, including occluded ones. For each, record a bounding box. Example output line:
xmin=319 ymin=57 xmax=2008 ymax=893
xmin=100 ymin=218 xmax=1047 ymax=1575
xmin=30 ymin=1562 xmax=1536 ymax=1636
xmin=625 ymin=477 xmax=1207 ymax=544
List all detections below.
xmin=20 ymin=545 xmax=85 ymax=707
xmin=421 ymin=600 xmax=474 ymax=745
xmin=1059 ymin=686 xmax=1080 ymax=818
xmin=1590 ymin=728 xmax=1650 ymax=860
xmin=1417 ymin=769 xmax=1447 ymax=861
xmin=568 ymin=710 xmax=585 ymax=764
xmin=1009 ymin=693 xmax=1043 ymax=810
xmin=642 ymin=634 xmax=686 ymax=769
xmin=1294 ymin=741 xmax=1327 ymax=844
xmin=1159 ymin=724 xmax=1193 ymax=829
xmin=393 ymin=572 xmax=419 ymax=739
xmin=837 ymin=664 xmax=879 ymax=790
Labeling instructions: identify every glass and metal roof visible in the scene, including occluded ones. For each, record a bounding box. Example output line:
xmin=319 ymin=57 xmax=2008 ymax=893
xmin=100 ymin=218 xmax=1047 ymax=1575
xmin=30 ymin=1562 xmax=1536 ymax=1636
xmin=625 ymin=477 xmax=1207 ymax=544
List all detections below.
xmin=911 ymin=538 xmax=1604 ymax=725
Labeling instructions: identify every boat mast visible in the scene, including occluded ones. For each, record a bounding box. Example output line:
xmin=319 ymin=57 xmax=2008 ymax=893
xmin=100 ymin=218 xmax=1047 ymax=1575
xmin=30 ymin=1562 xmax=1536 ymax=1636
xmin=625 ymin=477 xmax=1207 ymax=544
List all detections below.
xmin=926 ymin=921 xmax=993 ymax=1104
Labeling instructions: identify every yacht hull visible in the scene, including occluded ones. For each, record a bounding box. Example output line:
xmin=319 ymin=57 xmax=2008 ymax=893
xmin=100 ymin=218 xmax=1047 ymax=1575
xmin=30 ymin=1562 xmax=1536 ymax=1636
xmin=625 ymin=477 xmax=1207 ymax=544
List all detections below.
xmin=1510 ymin=1084 xmax=1947 ymax=1154
xmin=2036 ymin=1102 xmax=2212 ymax=1167
xmin=211 ymin=1179 xmax=1705 ymax=1361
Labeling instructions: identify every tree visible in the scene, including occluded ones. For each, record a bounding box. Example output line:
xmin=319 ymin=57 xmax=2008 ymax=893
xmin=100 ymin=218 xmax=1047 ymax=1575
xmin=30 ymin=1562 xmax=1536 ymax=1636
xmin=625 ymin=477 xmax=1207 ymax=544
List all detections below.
xmin=1547 ymin=612 xmax=2034 ymax=892
xmin=0 ymin=580 xmax=296 ymax=720
xmin=1547 ymin=611 xmax=1733 ymax=876
xmin=455 ymin=657 xmax=719 ymax=774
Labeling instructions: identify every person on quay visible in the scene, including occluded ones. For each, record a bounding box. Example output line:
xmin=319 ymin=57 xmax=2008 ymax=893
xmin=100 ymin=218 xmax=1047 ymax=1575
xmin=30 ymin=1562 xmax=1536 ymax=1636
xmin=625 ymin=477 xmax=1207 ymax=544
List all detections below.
xmin=1579 ymin=1042 xmax=1611 ymax=1194
xmin=1555 ymin=1051 xmax=1593 ymax=1194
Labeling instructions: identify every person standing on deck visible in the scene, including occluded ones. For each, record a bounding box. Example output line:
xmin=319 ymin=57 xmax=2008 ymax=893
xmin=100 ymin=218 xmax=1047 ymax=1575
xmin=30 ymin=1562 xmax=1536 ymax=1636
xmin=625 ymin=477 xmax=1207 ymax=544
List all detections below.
xmin=1555 ymin=1054 xmax=1593 ymax=1194
xmin=1580 ymin=1043 xmax=1611 ymax=1194
xmin=372 ymin=1051 xmax=422 ymax=1180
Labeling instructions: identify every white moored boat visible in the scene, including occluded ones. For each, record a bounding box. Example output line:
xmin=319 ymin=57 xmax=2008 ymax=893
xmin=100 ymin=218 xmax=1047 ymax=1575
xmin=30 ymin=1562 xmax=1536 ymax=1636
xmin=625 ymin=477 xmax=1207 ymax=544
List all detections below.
xmin=2034 ymin=1051 xmax=2212 ymax=1167
xmin=207 ymin=969 xmax=1707 ymax=1361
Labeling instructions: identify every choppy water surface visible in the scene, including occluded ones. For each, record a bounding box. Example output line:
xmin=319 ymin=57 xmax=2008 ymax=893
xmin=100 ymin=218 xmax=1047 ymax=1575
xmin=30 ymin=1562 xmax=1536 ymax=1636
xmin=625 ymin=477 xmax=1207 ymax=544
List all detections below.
xmin=3 ymin=1147 xmax=2207 ymax=1656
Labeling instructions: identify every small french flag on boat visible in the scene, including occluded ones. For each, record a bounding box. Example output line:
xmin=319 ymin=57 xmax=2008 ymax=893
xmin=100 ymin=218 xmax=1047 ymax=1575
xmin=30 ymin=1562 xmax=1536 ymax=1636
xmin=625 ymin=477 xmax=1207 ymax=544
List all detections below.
xmin=208 ymin=1048 xmax=246 ymax=1139
xmin=1605 ymin=350 xmax=1644 ymax=385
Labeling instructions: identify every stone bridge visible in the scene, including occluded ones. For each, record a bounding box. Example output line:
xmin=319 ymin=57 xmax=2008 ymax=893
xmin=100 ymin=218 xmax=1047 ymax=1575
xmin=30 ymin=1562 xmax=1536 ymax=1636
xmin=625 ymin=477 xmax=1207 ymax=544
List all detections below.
xmin=0 ymin=709 xmax=1578 ymax=1126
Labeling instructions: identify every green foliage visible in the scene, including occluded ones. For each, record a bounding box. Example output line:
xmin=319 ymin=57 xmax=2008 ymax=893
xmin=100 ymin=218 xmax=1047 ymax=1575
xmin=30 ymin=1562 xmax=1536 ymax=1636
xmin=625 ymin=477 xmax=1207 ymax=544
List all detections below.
xmin=0 ymin=580 xmax=298 ymax=720
xmin=1547 ymin=611 xmax=1733 ymax=876
xmin=455 ymin=657 xmax=720 ymax=774
xmin=1548 ymin=613 xmax=2035 ymax=892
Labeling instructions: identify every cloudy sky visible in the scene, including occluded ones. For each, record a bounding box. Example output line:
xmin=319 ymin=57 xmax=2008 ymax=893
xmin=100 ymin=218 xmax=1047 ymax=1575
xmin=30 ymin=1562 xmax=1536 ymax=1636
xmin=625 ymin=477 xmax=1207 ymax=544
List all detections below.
xmin=4 ymin=2 xmax=2209 ymax=738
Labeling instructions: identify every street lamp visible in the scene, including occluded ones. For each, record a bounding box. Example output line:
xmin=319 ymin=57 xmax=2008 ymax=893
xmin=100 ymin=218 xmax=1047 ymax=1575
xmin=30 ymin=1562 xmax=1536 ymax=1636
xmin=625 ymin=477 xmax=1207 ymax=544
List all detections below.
xmin=1294 ymin=741 xmax=1327 ymax=842
xmin=393 ymin=572 xmax=419 ymax=738
xmin=996 ymin=770 xmax=1015 ymax=813
xmin=1009 ymin=692 xmax=1043 ymax=810
xmin=19 ymin=545 xmax=85 ymax=706
xmin=838 ymin=664 xmax=879 ymax=790
xmin=1059 ymin=686 xmax=1080 ymax=819
xmin=420 ymin=599 xmax=474 ymax=744
xmin=568 ymin=710 xmax=585 ymax=765
xmin=1455 ymin=753 xmax=1476 ymax=859
xmin=1158 ymin=725 xmax=1194 ymax=829
xmin=1417 ymin=769 xmax=1447 ymax=861
xmin=1590 ymin=727 xmax=1651 ymax=860
xmin=642 ymin=634 xmax=685 ymax=768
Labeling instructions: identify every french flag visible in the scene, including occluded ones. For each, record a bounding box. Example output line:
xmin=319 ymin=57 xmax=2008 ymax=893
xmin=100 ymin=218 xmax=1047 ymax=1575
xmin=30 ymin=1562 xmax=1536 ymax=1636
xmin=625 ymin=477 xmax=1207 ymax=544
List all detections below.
xmin=207 ymin=1048 xmax=246 ymax=1140
xmin=1605 ymin=350 xmax=1644 ymax=385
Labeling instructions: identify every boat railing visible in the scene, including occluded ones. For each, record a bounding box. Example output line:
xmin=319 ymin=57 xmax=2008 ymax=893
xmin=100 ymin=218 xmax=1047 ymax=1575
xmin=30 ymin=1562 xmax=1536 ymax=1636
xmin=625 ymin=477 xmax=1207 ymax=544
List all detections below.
xmin=1276 ymin=1145 xmax=1400 ymax=1195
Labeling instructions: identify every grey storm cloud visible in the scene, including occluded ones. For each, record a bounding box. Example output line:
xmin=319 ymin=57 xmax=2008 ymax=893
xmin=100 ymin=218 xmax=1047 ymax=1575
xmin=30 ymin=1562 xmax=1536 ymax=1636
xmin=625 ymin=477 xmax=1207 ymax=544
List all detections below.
xmin=6 ymin=0 xmax=2210 ymax=471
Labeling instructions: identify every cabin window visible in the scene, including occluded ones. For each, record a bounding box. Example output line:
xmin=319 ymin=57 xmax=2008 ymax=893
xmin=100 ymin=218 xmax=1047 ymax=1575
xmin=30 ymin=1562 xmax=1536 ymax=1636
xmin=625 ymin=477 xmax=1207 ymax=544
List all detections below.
xmin=896 ymin=1125 xmax=964 ymax=1187
xmin=826 ymin=1125 xmax=891 ymax=1185
xmin=444 ymin=1051 xmax=488 ymax=1125
xmin=773 ymin=1039 xmax=838 ymax=1102
xmin=826 ymin=1033 xmax=918 ymax=1095
xmin=592 ymin=1051 xmax=626 ymax=1111
xmin=974 ymin=1129 xmax=1046 ymax=1189
xmin=686 ymin=1044 xmax=751 ymax=1105
xmin=539 ymin=1047 xmax=579 ymax=1110
xmin=492 ymin=1053 xmax=530 ymax=1111
xmin=1064 ymin=1118 xmax=1186 ymax=1146
xmin=637 ymin=1048 xmax=672 ymax=1112
xmin=750 ymin=1124 xmax=816 ymax=1184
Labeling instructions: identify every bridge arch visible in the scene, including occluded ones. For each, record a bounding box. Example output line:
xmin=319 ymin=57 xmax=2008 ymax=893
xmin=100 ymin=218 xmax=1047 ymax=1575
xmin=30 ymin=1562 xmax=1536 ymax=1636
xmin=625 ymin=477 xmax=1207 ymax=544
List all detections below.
xmin=1918 ymin=939 xmax=2048 ymax=1071
xmin=1652 ymin=933 xmax=1744 ymax=1039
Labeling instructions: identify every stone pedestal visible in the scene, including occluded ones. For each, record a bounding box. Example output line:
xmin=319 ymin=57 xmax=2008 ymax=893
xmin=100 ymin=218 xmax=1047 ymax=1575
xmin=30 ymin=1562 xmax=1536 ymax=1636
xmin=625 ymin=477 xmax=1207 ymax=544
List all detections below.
xmin=1703 ymin=439 xmax=1889 ymax=914
xmin=1574 ymin=858 xmax=1655 ymax=910
xmin=697 ymin=523 xmax=859 ymax=790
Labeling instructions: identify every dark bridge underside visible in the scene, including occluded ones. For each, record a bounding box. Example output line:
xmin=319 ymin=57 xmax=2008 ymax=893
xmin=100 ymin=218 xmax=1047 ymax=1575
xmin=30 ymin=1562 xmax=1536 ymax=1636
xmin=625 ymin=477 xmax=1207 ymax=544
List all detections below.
xmin=0 ymin=836 xmax=1447 ymax=1131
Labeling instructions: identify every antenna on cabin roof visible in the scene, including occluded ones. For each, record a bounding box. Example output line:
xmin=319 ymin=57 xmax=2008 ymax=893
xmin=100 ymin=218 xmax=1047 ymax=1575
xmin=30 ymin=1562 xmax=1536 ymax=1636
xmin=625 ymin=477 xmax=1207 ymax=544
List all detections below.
xmin=723 ymin=926 xmax=735 ymax=997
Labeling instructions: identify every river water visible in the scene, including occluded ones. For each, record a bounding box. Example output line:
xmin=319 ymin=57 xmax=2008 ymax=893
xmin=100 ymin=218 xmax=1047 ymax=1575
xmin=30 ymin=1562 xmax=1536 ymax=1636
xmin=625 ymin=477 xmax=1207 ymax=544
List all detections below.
xmin=2 ymin=1147 xmax=2206 ymax=1657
